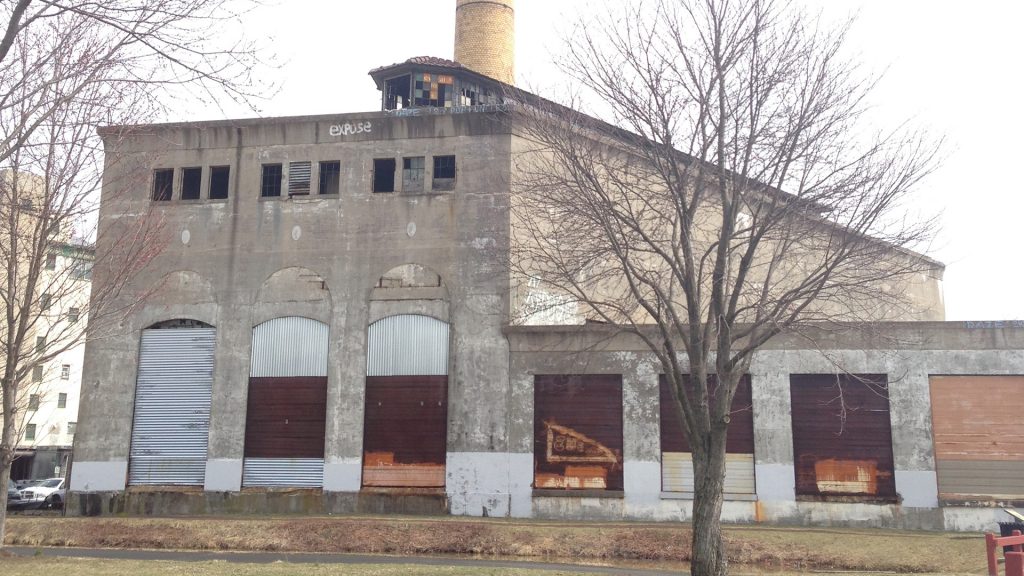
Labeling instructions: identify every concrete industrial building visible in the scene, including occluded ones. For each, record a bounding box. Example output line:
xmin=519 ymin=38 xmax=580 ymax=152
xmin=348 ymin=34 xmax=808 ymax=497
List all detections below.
xmin=69 ymin=1 xmax=1024 ymax=531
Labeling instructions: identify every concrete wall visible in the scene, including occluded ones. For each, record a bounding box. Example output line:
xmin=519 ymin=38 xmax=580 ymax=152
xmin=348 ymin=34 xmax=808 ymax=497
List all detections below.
xmin=72 ymin=109 xmax=513 ymax=509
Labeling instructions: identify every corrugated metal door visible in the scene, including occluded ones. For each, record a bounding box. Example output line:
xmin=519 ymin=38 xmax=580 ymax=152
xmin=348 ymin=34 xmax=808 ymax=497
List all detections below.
xmin=534 ymin=375 xmax=623 ymax=491
xmin=363 ymin=315 xmax=449 ymax=488
xmin=242 ymin=317 xmax=328 ymax=488
xmin=659 ymin=374 xmax=755 ymax=495
xmin=128 ymin=326 xmax=215 ymax=485
xmin=930 ymin=375 xmax=1024 ymax=500
xmin=790 ymin=374 xmax=896 ymax=500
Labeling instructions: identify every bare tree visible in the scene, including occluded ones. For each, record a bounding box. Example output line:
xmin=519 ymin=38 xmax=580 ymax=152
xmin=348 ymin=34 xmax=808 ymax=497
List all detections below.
xmin=509 ymin=1 xmax=941 ymax=574
xmin=0 ymin=0 xmax=267 ymax=548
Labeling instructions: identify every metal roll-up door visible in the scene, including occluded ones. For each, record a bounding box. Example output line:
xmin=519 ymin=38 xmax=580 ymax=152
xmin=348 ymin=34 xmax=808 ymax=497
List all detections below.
xmin=128 ymin=327 xmax=215 ymax=485
xmin=659 ymin=374 xmax=756 ymax=495
xmin=363 ymin=314 xmax=449 ymax=488
xmin=243 ymin=317 xmax=328 ymax=488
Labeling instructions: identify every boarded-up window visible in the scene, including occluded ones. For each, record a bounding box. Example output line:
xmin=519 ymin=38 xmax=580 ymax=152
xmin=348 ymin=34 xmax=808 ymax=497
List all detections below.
xmin=659 ymin=374 xmax=755 ymax=495
xmin=534 ymin=375 xmax=623 ymax=491
xmin=363 ymin=375 xmax=447 ymax=487
xmin=288 ymin=161 xmax=311 ymax=195
xmin=790 ymin=374 xmax=896 ymax=501
xmin=930 ymin=375 xmax=1024 ymax=501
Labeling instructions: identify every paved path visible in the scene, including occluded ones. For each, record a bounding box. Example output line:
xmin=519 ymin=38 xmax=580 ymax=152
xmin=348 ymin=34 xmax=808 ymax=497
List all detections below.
xmin=6 ymin=546 xmax=685 ymax=575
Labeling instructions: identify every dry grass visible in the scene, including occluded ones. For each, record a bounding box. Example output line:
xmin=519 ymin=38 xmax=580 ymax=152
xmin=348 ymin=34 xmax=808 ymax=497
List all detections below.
xmin=3 ymin=516 xmax=989 ymax=574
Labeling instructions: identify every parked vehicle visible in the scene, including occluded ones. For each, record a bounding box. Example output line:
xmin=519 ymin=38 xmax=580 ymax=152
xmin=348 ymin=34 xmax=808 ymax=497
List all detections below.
xmin=19 ymin=477 xmax=64 ymax=509
xmin=6 ymin=479 xmax=23 ymax=510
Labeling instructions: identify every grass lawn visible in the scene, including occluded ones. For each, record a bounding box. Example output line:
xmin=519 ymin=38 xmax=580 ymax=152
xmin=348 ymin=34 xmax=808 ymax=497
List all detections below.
xmin=4 ymin=515 xmax=993 ymax=575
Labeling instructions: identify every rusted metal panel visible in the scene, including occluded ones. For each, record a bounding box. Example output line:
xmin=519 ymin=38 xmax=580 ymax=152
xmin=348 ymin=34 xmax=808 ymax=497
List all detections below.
xmin=534 ymin=375 xmax=623 ymax=491
xmin=251 ymin=317 xmax=329 ymax=377
xmin=128 ymin=327 xmax=215 ymax=486
xmin=244 ymin=376 xmax=327 ymax=459
xmin=659 ymin=374 xmax=755 ymax=494
xmin=367 ymin=314 xmax=449 ymax=377
xmin=363 ymin=375 xmax=447 ymax=488
xmin=789 ymin=374 xmax=896 ymax=500
xmin=930 ymin=375 xmax=1024 ymax=498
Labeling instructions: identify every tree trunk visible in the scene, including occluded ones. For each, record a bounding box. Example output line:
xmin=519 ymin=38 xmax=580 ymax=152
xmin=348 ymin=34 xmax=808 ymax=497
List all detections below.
xmin=1 ymin=374 xmax=16 ymax=551
xmin=691 ymin=436 xmax=728 ymax=576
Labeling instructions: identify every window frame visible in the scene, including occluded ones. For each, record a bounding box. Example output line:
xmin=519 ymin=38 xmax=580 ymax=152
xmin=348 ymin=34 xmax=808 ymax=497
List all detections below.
xmin=57 ymin=392 xmax=67 ymax=408
xmin=28 ymin=393 xmax=40 ymax=410
xmin=152 ymin=168 xmax=174 ymax=201
xmin=402 ymin=156 xmax=425 ymax=193
xmin=372 ymin=158 xmax=397 ymax=193
xmin=208 ymin=165 xmax=230 ymax=200
xmin=24 ymin=423 xmax=36 ymax=441
xmin=432 ymin=155 xmax=456 ymax=191
xmin=260 ymin=163 xmax=283 ymax=198
xmin=60 ymin=364 xmax=70 ymax=380
xmin=180 ymin=166 xmax=203 ymax=200
xmin=318 ymin=160 xmax=341 ymax=195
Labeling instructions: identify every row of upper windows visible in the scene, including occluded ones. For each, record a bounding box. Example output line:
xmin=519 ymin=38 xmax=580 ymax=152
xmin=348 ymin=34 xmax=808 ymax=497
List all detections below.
xmin=151 ymin=155 xmax=458 ymax=201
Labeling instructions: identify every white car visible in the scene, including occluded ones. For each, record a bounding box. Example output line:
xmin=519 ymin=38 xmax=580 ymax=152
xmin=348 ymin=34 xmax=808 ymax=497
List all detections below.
xmin=19 ymin=477 xmax=65 ymax=509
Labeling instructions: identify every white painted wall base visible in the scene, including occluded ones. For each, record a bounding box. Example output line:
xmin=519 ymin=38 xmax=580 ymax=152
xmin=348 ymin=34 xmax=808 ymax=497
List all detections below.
xmin=70 ymin=461 xmax=128 ymax=491
xmin=323 ymin=459 xmax=362 ymax=492
xmin=446 ymin=452 xmax=532 ymax=517
xmin=204 ymin=459 xmax=242 ymax=491
xmin=895 ymin=470 xmax=939 ymax=507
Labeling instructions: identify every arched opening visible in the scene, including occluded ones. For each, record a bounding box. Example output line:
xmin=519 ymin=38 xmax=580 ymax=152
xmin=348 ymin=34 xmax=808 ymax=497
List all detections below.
xmin=363 ymin=314 xmax=449 ymax=488
xmin=128 ymin=319 xmax=215 ymax=486
xmin=242 ymin=316 xmax=329 ymax=488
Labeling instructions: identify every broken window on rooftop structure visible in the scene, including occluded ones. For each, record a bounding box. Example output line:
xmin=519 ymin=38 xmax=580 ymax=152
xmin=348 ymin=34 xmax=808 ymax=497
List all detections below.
xmin=432 ymin=155 xmax=456 ymax=191
xmin=152 ymin=169 xmax=173 ymax=201
xmin=319 ymin=161 xmax=340 ymax=195
xmin=261 ymin=164 xmax=282 ymax=197
xmin=383 ymin=75 xmax=411 ymax=110
xmin=457 ymin=81 xmax=497 ymax=106
xmin=372 ymin=158 xmax=396 ymax=193
xmin=402 ymin=157 xmax=424 ymax=193
xmin=288 ymin=161 xmax=312 ymax=196
xmin=181 ymin=167 xmax=202 ymax=200
xmin=209 ymin=166 xmax=230 ymax=199
xmin=413 ymin=73 xmax=454 ymax=108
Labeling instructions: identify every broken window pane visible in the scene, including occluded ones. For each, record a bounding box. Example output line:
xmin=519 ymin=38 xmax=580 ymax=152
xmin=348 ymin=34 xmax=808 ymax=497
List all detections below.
xmin=181 ymin=167 xmax=202 ymax=200
xmin=413 ymin=73 xmax=455 ymax=108
xmin=209 ymin=166 xmax=230 ymax=199
xmin=319 ymin=161 xmax=340 ymax=195
xmin=261 ymin=164 xmax=282 ymax=197
xmin=383 ymin=75 xmax=411 ymax=110
xmin=152 ymin=169 xmax=173 ymax=201
xmin=288 ymin=161 xmax=311 ymax=195
xmin=432 ymin=155 xmax=456 ymax=191
xmin=402 ymin=157 xmax=425 ymax=193
xmin=373 ymin=158 xmax=396 ymax=193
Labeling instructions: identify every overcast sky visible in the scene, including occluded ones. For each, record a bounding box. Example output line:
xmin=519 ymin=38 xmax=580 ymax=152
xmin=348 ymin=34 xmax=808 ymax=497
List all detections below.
xmin=213 ymin=0 xmax=1022 ymax=321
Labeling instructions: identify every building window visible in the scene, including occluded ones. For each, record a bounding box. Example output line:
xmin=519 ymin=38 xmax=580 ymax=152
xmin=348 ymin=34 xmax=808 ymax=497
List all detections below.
xmin=67 ymin=422 xmax=76 ymax=436
xmin=533 ymin=375 xmax=623 ymax=491
xmin=413 ymin=72 xmax=454 ymax=107
xmin=58 ymin=392 xmax=67 ymax=408
xmin=61 ymin=364 xmax=70 ymax=380
xmin=67 ymin=307 xmax=80 ymax=323
xmin=32 ymin=365 xmax=43 ymax=383
xmin=260 ymin=164 xmax=283 ymax=197
xmin=25 ymin=424 xmax=36 ymax=441
xmin=372 ymin=158 xmax=396 ymax=193
xmin=44 ymin=253 xmax=57 ymax=270
xmin=181 ymin=167 xmax=202 ymax=200
xmin=402 ymin=157 xmax=425 ymax=193
xmin=28 ymin=394 xmax=40 ymax=410
xmin=35 ymin=336 xmax=45 ymax=353
xmin=288 ymin=161 xmax=311 ymax=195
xmin=318 ymin=161 xmax=340 ymax=195
xmin=209 ymin=166 xmax=230 ymax=199
xmin=153 ymin=168 xmax=173 ymax=201
xmin=432 ymin=155 xmax=456 ymax=191
xmin=40 ymin=293 xmax=51 ymax=311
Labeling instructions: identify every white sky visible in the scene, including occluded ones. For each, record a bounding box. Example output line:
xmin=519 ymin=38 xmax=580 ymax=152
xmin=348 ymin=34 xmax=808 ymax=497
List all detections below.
xmin=206 ymin=0 xmax=1023 ymax=321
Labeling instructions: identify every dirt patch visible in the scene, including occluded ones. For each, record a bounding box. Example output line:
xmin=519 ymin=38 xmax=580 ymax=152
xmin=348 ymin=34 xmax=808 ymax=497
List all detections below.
xmin=4 ymin=516 xmax=985 ymax=573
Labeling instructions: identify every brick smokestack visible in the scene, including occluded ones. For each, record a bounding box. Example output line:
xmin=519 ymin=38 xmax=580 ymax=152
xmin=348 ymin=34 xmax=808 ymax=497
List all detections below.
xmin=454 ymin=0 xmax=515 ymax=85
